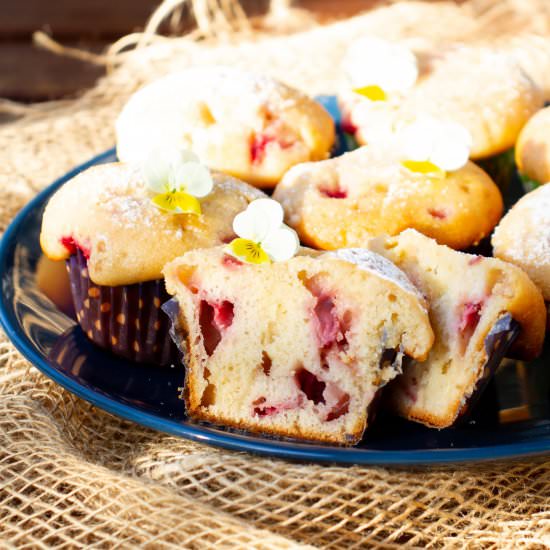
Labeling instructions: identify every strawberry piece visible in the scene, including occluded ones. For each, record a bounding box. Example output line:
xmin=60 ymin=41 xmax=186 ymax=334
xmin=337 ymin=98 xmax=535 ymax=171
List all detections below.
xmin=319 ymin=187 xmax=348 ymax=199
xmin=295 ymin=367 xmax=326 ymax=405
xmin=340 ymin=115 xmax=358 ymax=135
xmin=252 ymin=395 xmax=303 ymax=417
xmin=314 ymin=296 xmax=340 ymax=348
xmin=250 ymin=129 xmax=294 ymax=165
xmin=458 ymin=301 xmax=483 ymax=333
xmin=428 ymin=208 xmax=447 ymax=220
xmin=199 ymin=301 xmax=221 ymax=356
xmin=222 ymin=254 xmax=243 ymax=269
xmin=326 ymin=393 xmax=350 ymax=421
xmin=199 ymin=299 xmax=235 ymax=355
xmin=213 ymin=300 xmax=234 ymax=330
xmin=60 ymin=236 xmax=91 ymax=259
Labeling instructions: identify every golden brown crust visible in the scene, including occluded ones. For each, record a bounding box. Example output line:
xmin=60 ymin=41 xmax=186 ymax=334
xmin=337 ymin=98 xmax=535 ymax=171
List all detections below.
xmin=515 ymin=106 xmax=550 ymax=185
xmin=274 ymin=146 xmax=503 ymax=251
xmin=40 ymin=162 xmax=265 ymax=286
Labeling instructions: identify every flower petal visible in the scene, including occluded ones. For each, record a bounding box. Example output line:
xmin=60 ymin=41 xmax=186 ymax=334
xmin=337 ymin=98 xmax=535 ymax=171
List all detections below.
xmin=227 ymin=238 xmax=271 ymax=264
xmin=142 ymin=146 xmax=201 ymax=193
xmin=261 ymin=225 xmax=300 ymax=262
xmin=171 ymin=162 xmax=214 ymax=197
xmin=400 ymin=118 xmax=436 ymax=162
xmin=247 ymin=199 xmax=284 ymax=228
xmin=431 ymin=142 xmax=470 ymax=172
xmin=152 ymin=191 xmax=201 ymax=214
xmin=233 ymin=199 xmax=284 ymax=242
xmin=344 ymin=36 xmax=418 ymax=93
xmin=401 ymin=159 xmax=444 ymax=176
xmin=353 ymin=85 xmax=387 ymax=102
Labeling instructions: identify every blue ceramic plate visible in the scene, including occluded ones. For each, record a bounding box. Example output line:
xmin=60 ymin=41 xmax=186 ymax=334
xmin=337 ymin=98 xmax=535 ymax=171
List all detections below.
xmin=0 ymin=97 xmax=549 ymax=465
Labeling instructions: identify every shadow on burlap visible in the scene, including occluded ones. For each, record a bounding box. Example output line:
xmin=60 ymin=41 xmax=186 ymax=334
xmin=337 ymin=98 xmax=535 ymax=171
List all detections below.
xmin=1 ymin=1 xmax=550 ymax=547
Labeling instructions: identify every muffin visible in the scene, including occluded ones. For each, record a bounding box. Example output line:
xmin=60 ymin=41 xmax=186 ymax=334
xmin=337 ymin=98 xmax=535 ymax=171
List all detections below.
xmin=515 ymin=106 xmax=550 ymax=190
xmin=339 ymin=39 xmax=542 ymax=159
xmin=368 ymin=229 xmax=546 ymax=428
xmin=163 ymin=244 xmax=434 ymax=445
xmin=273 ymin=123 xmax=503 ymax=251
xmin=492 ymin=184 xmax=550 ymax=303
xmin=40 ymin=150 xmax=265 ymax=364
xmin=116 ymin=67 xmax=335 ymax=189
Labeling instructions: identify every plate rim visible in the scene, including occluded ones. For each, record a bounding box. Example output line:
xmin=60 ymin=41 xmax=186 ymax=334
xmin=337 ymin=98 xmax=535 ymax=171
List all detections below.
xmin=1 ymin=147 xmax=549 ymax=466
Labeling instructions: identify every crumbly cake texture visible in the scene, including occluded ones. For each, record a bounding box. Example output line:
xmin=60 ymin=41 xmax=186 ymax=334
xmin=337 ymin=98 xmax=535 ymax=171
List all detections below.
xmin=116 ymin=67 xmax=335 ymax=189
xmin=492 ymin=184 xmax=550 ymax=301
xmin=515 ymin=106 xmax=550 ymax=186
xmin=339 ymin=44 xmax=543 ymax=159
xmin=40 ymin=162 xmax=265 ymax=286
xmin=273 ymin=145 xmax=503 ymax=251
xmin=163 ymin=246 xmax=434 ymax=444
xmin=368 ymin=229 xmax=546 ymax=428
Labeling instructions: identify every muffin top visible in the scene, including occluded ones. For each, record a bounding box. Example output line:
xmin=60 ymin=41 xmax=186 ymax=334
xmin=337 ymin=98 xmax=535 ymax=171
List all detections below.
xmin=492 ymin=183 xmax=550 ymax=301
xmin=40 ymin=162 xmax=265 ymax=286
xmin=273 ymin=141 xmax=503 ymax=251
xmin=115 ymin=66 xmax=335 ymax=188
xmin=515 ymin=106 xmax=550 ymax=186
xmin=340 ymin=42 xmax=543 ymax=159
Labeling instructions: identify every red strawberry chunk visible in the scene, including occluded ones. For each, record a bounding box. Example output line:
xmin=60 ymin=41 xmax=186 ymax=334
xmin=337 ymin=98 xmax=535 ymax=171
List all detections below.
xmin=314 ymin=296 xmax=340 ymax=348
xmin=326 ymin=393 xmax=350 ymax=421
xmin=250 ymin=131 xmax=294 ymax=165
xmin=319 ymin=187 xmax=348 ymax=199
xmin=222 ymin=254 xmax=243 ymax=269
xmin=213 ymin=300 xmax=234 ymax=330
xmin=295 ymin=367 xmax=326 ymax=405
xmin=340 ymin=115 xmax=358 ymax=135
xmin=458 ymin=301 xmax=483 ymax=333
xmin=428 ymin=208 xmax=447 ymax=220
xmin=252 ymin=394 xmax=303 ymax=417
xmin=199 ymin=299 xmax=235 ymax=355
xmin=60 ymin=236 xmax=91 ymax=259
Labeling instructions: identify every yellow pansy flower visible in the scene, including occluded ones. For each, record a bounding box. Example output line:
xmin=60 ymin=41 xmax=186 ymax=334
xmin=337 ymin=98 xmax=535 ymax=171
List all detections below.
xmin=142 ymin=147 xmax=213 ymax=215
xmin=226 ymin=199 xmax=300 ymax=265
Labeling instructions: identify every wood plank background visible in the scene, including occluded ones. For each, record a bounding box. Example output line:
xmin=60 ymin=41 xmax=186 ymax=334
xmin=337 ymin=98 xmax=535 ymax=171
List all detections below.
xmin=0 ymin=0 xmax=383 ymax=103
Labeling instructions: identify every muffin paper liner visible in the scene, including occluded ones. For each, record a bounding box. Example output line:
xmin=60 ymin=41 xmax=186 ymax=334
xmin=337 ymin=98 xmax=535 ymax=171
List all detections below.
xmin=67 ymin=250 xmax=177 ymax=366
xmin=456 ymin=313 xmax=520 ymax=422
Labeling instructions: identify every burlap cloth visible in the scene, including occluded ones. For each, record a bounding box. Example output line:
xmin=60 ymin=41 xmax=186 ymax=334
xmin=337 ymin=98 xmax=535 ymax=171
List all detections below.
xmin=1 ymin=1 xmax=550 ymax=547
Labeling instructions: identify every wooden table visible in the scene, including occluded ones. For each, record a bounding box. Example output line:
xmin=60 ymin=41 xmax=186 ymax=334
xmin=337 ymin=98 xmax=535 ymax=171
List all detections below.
xmin=0 ymin=0 xmax=378 ymax=103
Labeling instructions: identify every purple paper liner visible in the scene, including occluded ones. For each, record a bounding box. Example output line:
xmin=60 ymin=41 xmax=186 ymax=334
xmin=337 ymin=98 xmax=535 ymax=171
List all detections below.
xmin=67 ymin=249 xmax=177 ymax=366
xmin=456 ymin=313 xmax=520 ymax=422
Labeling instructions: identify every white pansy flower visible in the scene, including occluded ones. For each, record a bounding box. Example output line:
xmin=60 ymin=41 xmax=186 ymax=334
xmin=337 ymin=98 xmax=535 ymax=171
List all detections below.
xmin=399 ymin=116 xmax=473 ymax=174
xmin=141 ymin=146 xmax=213 ymax=214
xmin=344 ymin=36 xmax=419 ymax=101
xmin=227 ymin=199 xmax=299 ymax=264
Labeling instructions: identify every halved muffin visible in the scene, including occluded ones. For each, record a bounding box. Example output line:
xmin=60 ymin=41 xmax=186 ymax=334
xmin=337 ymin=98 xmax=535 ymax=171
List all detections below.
xmin=163 ymin=246 xmax=434 ymax=444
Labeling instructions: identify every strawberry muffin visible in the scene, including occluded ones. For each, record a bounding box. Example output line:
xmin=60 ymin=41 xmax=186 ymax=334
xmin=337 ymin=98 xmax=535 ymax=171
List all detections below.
xmin=369 ymin=229 xmax=546 ymax=428
xmin=163 ymin=245 xmax=434 ymax=444
xmin=40 ymin=149 xmax=265 ymax=364
xmin=339 ymin=38 xmax=542 ymax=159
xmin=273 ymin=122 xmax=503 ymax=251
xmin=116 ymin=67 xmax=335 ymax=189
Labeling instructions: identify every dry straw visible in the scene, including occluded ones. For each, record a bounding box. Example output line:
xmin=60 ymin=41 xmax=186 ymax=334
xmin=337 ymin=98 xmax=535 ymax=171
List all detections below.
xmin=1 ymin=1 xmax=550 ymax=547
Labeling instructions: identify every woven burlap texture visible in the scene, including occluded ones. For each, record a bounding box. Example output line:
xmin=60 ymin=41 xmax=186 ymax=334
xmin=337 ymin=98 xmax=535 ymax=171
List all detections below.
xmin=1 ymin=1 xmax=550 ymax=547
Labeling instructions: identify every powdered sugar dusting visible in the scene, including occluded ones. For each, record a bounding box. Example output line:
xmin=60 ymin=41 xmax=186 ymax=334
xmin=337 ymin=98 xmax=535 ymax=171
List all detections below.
xmin=325 ymin=248 xmax=426 ymax=305
xmin=494 ymin=185 xmax=550 ymax=270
